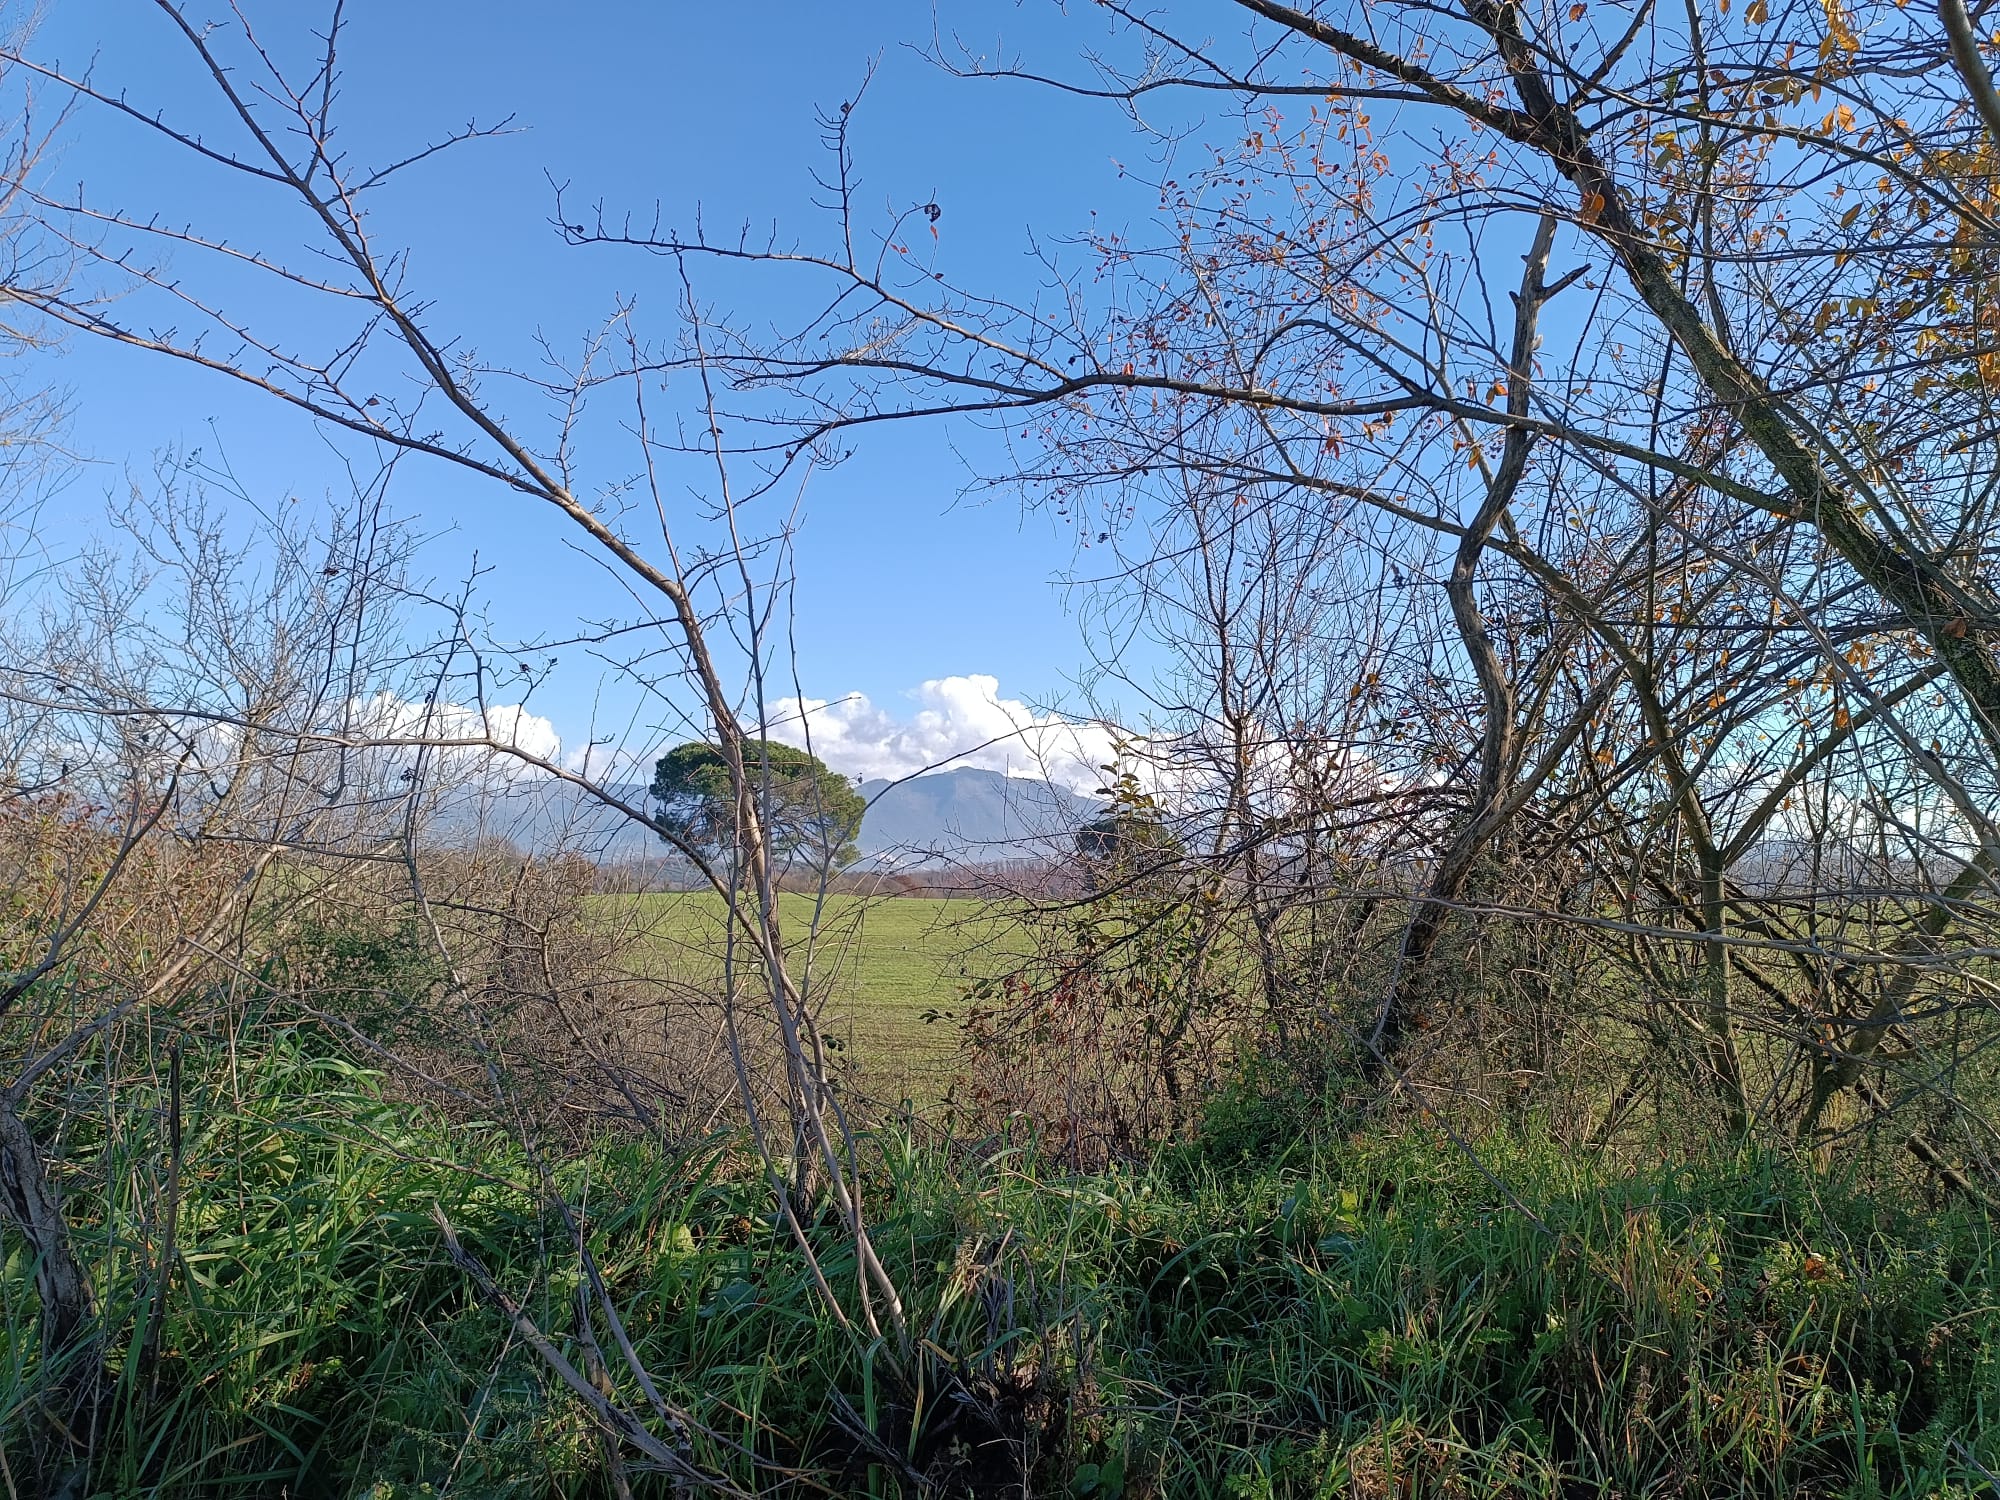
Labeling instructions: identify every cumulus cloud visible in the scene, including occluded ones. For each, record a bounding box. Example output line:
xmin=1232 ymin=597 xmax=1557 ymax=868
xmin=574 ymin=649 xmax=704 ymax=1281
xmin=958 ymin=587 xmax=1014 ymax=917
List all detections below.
xmin=353 ymin=692 xmax=560 ymax=757
xmin=350 ymin=691 xmax=563 ymax=784
xmin=762 ymin=675 xmax=1125 ymax=795
xmin=351 ymin=676 xmax=1138 ymax=801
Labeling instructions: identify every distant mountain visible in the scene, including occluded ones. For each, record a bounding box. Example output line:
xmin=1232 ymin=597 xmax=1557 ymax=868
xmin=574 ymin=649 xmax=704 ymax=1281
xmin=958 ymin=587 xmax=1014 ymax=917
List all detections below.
xmin=425 ymin=766 xmax=1099 ymax=869
xmin=856 ymin=768 xmax=1101 ymax=866
xmin=425 ymin=778 xmax=659 ymax=860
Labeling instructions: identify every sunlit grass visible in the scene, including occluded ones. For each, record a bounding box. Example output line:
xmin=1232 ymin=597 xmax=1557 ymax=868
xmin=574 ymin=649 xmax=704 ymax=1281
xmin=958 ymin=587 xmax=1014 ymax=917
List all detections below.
xmin=12 ymin=1022 xmax=2000 ymax=1497
xmin=597 ymin=892 xmax=1027 ymax=1099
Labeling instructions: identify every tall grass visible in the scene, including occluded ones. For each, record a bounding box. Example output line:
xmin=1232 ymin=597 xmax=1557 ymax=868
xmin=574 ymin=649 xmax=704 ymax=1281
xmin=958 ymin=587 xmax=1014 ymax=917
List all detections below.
xmin=4 ymin=1028 xmax=1998 ymax=1496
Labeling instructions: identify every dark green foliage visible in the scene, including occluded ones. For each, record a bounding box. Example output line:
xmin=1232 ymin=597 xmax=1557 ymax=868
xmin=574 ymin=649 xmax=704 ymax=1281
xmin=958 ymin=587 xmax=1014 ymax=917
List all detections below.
xmin=11 ymin=1026 xmax=2000 ymax=1498
xmin=1074 ymin=811 xmax=1178 ymax=864
xmin=1169 ymin=1053 xmax=1353 ymax=1176
xmin=1074 ymin=767 xmax=1184 ymax=877
xmin=278 ymin=916 xmax=448 ymax=1036
xmin=650 ymin=739 xmax=865 ymax=872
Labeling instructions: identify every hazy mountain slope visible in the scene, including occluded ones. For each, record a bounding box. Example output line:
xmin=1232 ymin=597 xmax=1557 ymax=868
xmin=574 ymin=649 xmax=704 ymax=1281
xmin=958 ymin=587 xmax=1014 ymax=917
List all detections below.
xmin=427 ymin=767 xmax=1099 ymax=867
xmin=856 ymin=768 xmax=1100 ymax=863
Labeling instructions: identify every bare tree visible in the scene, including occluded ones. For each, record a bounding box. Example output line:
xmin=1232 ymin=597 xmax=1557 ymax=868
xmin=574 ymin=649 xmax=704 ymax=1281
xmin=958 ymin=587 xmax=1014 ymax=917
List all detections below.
xmin=0 ymin=8 xmax=930 ymax=1480
xmin=18 ymin=0 xmax=2000 ymax=1478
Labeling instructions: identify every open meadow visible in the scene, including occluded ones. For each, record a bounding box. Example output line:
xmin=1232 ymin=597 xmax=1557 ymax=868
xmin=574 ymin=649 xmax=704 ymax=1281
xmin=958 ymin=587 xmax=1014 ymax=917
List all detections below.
xmin=602 ymin=892 xmax=1025 ymax=1100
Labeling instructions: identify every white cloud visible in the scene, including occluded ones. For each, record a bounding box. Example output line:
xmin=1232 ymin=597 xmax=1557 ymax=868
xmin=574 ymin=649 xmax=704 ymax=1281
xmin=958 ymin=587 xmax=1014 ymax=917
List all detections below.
xmin=761 ymin=675 xmax=1125 ymax=795
xmin=350 ymin=677 xmax=1138 ymax=802
xmin=350 ymin=691 xmax=563 ymax=783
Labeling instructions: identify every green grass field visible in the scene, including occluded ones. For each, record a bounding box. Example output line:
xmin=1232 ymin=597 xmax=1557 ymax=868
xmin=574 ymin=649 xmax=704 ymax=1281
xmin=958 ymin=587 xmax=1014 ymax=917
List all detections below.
xmin=602 ymin=892 xmax=1021 ymax=1097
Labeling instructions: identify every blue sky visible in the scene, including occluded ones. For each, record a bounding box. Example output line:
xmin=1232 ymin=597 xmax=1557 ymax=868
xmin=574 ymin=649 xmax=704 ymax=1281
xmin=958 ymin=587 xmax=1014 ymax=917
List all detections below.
xmin=26 ymin=2 xmax=1186 ymax=785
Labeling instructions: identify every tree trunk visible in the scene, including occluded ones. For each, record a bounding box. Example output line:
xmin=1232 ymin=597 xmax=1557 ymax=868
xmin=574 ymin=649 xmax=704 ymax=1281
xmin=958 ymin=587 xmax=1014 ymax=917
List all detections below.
xmin=1369 ymin=218 xmax=1554 ymax=1073
xmin=0 ymin=1100 xmax=101 ymax=1488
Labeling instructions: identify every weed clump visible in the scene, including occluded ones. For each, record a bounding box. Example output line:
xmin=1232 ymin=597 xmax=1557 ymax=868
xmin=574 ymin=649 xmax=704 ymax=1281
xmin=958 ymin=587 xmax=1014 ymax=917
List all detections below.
xmin=3 ymin=1032 xmax=1997 ymax=1496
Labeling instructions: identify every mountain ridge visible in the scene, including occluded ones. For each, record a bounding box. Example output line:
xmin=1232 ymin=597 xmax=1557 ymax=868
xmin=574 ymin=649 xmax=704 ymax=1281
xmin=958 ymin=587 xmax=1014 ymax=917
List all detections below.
xmin=427 ymin=765 xmax=1100 ymax=867
xmin=855 ymin=766 xmax=1101 ymax=864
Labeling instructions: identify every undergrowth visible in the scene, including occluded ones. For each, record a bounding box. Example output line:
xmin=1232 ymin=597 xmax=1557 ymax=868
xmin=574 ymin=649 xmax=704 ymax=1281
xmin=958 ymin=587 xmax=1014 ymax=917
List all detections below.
xmin=3 ymin=1032 xmax=1997 ymax=1497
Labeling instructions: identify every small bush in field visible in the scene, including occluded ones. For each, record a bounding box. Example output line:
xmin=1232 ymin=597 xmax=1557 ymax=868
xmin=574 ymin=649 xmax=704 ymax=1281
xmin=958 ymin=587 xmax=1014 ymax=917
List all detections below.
xmin=281 ymin=915 xmax=447 ymax=1026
